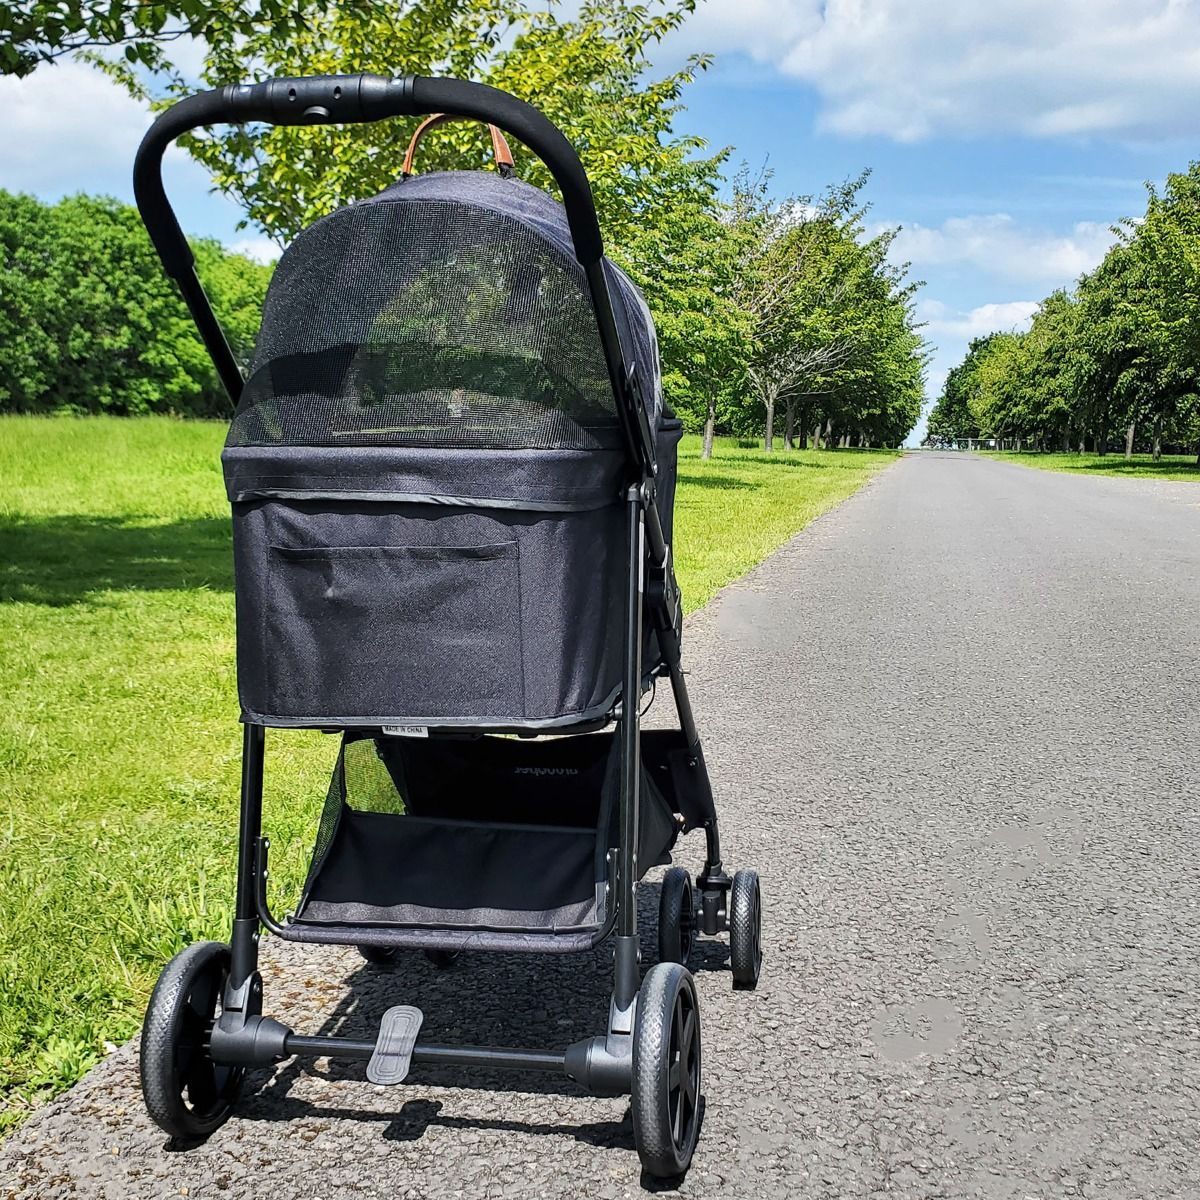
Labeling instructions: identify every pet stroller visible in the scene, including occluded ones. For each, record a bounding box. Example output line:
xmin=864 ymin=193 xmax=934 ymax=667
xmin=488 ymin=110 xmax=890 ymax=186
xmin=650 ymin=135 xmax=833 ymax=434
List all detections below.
xmin=133 ymin=73 xmax=762 ymax=1178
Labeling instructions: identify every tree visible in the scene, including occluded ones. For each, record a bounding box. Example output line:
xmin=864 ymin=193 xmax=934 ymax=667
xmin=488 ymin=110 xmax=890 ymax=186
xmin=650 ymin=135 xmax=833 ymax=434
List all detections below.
xmin=621 ymin=196 xmax=753 ymax=453
xmin=85 ymin=1 xmax=718 ymax=260
xmin=926 ymin=341 xmax=984 ymax=446
xmin=0 ymin=190 xmax=271 ymax=415
xmin=735 ymin=171 xmax=925 ymax=452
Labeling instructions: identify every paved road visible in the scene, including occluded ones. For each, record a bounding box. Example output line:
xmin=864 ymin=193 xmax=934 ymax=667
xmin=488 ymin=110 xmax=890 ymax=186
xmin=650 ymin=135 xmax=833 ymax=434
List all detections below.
xmin=4 ymin=453 xmax=1200 ymax=1199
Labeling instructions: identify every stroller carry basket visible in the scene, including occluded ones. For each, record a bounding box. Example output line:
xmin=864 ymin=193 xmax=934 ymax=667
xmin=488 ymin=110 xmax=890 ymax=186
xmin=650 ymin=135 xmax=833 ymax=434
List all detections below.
xmin=132 ymin=71 xmax=761 ymax=1180
xmin=269 ymin=732 xmax=684 ymax=952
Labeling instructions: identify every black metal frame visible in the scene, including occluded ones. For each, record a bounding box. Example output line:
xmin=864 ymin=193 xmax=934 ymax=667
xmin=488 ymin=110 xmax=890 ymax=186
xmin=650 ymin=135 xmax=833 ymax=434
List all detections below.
xmin=134 ymin=72 xmax=729 ymax=1096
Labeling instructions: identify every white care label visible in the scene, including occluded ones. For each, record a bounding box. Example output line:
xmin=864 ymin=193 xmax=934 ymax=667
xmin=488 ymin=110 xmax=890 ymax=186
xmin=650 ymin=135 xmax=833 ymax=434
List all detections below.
xmin=381 ymin=725 xmax=430 ymax=738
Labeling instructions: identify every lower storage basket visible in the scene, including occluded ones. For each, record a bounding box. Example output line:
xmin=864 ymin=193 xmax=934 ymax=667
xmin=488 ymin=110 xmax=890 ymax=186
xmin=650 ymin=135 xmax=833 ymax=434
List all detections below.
xmin=290 ymin=731 xmax=678 ymax=946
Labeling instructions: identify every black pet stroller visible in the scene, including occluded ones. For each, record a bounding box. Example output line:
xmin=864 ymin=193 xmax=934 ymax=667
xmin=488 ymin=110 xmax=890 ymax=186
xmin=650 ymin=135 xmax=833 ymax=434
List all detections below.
xmin=133 ymin=73 xmax=762 ymax=1178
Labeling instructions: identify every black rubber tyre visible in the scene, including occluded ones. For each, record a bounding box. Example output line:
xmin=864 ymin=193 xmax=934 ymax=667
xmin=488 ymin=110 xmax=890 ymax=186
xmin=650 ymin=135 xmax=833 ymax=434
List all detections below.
xmin=423 ymin=948 xmax=461 ymax=969
xmin=140 ymin=941 xmax=244 ymax=1140
xmin=658 ymin=868 xmax=696 ymax=967
xmin=357 ymin=944 xmax=399 ymax=965
xmin=729 ymin=869 xmax=762 ymax=989
xmin=631 ymin=962 xmax=702 ymax=1178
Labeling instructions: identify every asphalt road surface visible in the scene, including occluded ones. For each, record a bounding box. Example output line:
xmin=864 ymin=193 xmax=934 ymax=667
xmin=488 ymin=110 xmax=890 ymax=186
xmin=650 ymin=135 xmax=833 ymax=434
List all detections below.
xmin=4 ymin=452 xmax=1199 ymax=1199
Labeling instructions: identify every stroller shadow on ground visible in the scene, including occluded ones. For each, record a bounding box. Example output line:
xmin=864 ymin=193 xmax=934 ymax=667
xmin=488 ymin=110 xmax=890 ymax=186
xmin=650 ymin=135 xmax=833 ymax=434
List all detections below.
xmin=225 ymin=880 xmax=725 ymax=1181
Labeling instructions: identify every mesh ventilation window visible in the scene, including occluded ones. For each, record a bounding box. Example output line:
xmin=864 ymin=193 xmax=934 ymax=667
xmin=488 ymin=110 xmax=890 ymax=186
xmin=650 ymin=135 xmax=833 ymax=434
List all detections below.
xmin=230 ymin=198 xmax=620 ymax=451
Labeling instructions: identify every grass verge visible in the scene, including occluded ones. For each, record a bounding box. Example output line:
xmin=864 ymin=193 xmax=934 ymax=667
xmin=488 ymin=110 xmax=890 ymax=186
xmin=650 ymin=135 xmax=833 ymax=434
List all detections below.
xmin=981 ymin=450 xmax=1200 ymax=481
xmin=0 ymin=416 xmax=895 ymax=1129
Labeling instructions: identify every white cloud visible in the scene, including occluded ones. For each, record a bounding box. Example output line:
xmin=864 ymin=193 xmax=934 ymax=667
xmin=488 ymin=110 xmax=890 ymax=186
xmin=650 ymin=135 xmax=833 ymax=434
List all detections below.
xmin=229 ymin=237 xmax=282 ymax=264
xmin=916 ymin=298 xmax=1040 ymax=340
xmin=673 ymin=0 xmax=1200 ymax=142
xmin=1 ymin=60 xmax=154 ymax=197
xmin=888 ymin=214 xmax=1117 ymax=284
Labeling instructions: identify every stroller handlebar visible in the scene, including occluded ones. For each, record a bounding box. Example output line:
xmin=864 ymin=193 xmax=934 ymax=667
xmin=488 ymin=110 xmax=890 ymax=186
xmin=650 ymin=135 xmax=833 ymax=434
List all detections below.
xmin=133 ymin=74 xmax=604 ymax=273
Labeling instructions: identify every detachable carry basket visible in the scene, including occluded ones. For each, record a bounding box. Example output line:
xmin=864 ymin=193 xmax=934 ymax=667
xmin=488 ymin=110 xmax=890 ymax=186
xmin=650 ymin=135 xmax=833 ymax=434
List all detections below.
xmin=222 ymin=171 xmax=682 ymax=730
xmin=286 ymin=731 xmax=696 ymax=952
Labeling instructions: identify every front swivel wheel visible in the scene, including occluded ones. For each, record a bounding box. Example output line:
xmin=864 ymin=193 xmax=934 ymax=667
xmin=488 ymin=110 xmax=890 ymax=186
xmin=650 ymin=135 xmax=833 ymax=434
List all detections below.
xmin=140 ymin=941 xmax=244 ymax=1140
xmin=631 ymin=962 xmax=702 ymax=1178
xmin=729 ymin=869 xmax=762 ymax=989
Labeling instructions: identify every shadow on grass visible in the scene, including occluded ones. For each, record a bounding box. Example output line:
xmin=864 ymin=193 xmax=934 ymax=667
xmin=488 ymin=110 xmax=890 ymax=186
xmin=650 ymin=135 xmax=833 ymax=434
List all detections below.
xmin=0 ymin=514 xmax=233 ymax=605
xmin=674 ymin=471 xmax=760 ymax=491
xmin=688 ymin=449 xmax=888 ymax=472
xmin=1056 ymin=460 xmax=1200 ymax=478
xmin=990 ymin=452 xmax=1200 ymax=479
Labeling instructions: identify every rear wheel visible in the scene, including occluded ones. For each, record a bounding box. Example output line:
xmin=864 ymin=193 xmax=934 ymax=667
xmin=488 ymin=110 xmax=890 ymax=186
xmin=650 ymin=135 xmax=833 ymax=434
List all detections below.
xmin=631 ymin=962 xmax=702 ymax=1178
xmin=658 ymin=868 xmax=696 ymax=967
xmin=140 ymin=941 xmax=244 ymax=1140
xmin=729 ymin=870 xmax=762 ymax=989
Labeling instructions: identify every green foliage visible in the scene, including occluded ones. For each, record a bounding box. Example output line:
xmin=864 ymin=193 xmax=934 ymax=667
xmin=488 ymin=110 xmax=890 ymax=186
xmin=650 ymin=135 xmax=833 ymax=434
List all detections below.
xmin=105 ymin=0 xmax=717 ymax=256
xmin=82 ymin=0 xmax=749 ymax=431
xmin=731 ymin=170 xmax=926 ymax=453
xmin=0 ymin=190 xmax=271 ymax=416
xmin=6 ymin=1 xmax=923 ymax=445
xmin=0 ymin=414 xmax=897 ymax=1128
xmin=622 ymin=195 xmax=754 ymax=433
xmin=0 ymin=0 xmax=316 ymax=77
xmin=929 ymin=162 xmax=1200 ymax=459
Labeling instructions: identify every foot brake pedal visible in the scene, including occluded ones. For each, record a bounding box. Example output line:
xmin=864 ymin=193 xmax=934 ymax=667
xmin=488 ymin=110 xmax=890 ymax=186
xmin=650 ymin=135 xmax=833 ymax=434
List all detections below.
xmin=366 ymin=1005 xmax=424 ymax=1085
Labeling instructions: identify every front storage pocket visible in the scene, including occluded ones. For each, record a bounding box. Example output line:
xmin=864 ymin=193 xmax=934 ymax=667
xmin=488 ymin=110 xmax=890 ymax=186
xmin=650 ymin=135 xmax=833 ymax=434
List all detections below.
xmin=263 ymin=541 xmax=523 ymax=721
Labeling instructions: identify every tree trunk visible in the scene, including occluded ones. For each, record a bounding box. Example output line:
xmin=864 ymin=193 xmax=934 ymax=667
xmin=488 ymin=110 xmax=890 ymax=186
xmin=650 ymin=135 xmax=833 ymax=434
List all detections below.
xmin=812 ymin=422 xmax=822 ymax=451
xmin=763 ymin=383 xmax=777 ymax=452
xmin=784 ymin=399 xmax=795 ymax=450
xmin=1124 ymin=421 xmax=1136 ymax=460
xmin=1153 ymin=416 xmax=1162 ymax=461
xmin=824 ymin=417 xmax=834 ymax=449
xmin=1078 ymin=437 xmax=1085 ymax=454
xmin=1062 ymin=429 xmax=1071 ymax=453
xmin=702 ymin=395 xmax=716 ymax=461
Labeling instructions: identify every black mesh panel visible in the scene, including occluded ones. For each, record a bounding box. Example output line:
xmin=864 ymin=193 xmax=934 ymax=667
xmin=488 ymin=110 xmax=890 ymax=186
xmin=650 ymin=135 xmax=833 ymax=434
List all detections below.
xmin=230 ymin=199 xmax=619 ymax=451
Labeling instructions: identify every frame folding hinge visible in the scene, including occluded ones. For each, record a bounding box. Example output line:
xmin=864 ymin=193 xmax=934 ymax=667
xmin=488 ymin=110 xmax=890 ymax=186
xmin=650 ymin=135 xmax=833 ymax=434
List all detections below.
xmin=646 ymin=544 xmax=681 ymax=632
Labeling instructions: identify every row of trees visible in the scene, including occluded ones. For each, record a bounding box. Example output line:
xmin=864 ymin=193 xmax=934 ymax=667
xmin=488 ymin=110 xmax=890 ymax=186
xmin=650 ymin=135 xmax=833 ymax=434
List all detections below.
xmin=647 ymin=171 xmax=925 ymax=453
xmin=3 ymin=0 xmax=925 ymax=446
xmin=927 ymin=164 xmax=1200 ymax=460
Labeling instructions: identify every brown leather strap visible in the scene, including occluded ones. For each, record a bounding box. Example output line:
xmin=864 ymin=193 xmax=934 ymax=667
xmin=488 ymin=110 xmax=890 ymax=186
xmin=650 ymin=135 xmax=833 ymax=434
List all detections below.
xmin=401 ymin=113 xmax=515 ymax=178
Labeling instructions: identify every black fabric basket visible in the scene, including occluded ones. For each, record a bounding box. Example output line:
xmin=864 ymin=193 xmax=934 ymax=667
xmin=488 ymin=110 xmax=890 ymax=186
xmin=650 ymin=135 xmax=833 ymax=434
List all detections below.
xmin=222 ymin=170 xmax=681 ymax=729
xmin=290 ymin=732 xmax=678 ymax=948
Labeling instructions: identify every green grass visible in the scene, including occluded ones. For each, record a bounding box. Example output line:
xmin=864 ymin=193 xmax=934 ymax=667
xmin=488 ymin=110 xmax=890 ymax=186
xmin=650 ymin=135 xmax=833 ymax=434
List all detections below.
xmin=0 ymin=416 xmax=896 ymax=1129
xmin=981 ymin=450 xmax=1200 ymax=481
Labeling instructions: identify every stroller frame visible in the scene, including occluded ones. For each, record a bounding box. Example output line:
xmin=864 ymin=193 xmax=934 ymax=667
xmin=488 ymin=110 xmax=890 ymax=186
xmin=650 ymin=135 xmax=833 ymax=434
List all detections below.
xmin=133 ymin=73 xmax=759 ymax=1177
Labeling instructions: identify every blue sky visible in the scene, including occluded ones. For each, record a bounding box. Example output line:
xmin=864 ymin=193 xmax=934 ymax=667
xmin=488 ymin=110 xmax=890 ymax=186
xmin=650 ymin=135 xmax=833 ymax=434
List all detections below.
xmin=5 ymin=0 xmax=1200 ymax=443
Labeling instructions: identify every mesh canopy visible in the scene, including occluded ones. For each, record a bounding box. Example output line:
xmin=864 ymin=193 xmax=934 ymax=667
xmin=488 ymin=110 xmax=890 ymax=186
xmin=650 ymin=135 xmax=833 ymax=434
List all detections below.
xmin=230 ymin=172 xmax=660 ymax=452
